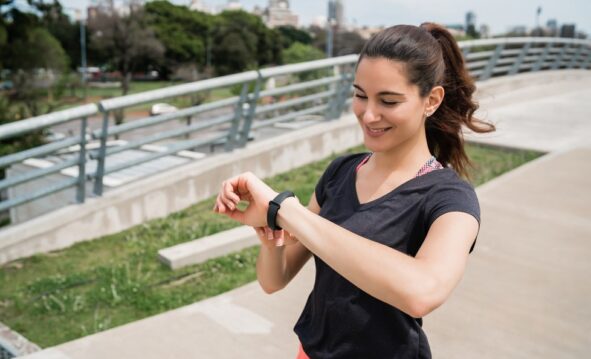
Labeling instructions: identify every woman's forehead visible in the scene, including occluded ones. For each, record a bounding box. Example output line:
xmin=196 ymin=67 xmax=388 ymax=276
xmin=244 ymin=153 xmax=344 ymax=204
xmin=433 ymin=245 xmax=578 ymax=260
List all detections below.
xmin=354 ymin=57 xmax=413 ymax=94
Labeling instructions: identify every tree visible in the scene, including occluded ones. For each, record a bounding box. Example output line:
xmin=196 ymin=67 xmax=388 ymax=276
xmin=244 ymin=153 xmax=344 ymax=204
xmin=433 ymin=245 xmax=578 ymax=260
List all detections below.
xmin=308 ymin=25 xmax=366 ymax=57
xmin=144 ymin=0 xmax=212 ymax=79
xmin=277 ymin=25 xmax=313 ymax=49
xmin=211 ymin=10 xmax=282 ymax=75
xmin=88 ymin=1 xmax=164 ymax=95
xmin=282 ymin=42 xmax=324 ymax=64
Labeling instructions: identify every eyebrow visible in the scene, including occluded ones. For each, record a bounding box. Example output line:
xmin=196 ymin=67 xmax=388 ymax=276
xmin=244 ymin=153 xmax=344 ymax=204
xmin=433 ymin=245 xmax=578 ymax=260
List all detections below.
xmin=353 ymin=84 xmax=405 ymax=96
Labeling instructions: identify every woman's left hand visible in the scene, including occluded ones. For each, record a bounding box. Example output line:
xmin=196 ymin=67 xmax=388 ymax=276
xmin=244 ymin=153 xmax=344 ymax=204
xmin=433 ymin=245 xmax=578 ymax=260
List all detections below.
xmin=212 ymin=171 xmax=279 ymax=228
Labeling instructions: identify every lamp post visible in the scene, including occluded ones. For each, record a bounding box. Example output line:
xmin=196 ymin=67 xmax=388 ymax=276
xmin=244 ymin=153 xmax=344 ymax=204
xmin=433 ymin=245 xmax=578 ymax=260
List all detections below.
xmin=64 ymin=7 xmax=88 ymax=99
xmin=79 ymin=9 xmax=87 ymax=99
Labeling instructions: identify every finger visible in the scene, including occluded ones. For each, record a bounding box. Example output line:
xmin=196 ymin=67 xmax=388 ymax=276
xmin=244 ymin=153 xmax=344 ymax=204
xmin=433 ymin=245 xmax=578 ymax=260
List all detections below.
xmin=224 ymin=181 xmax=241 ymax=203
xmin=216 ymin=193 xmax=226 ymax=213
xmin=273 ymin=230 xmax=283 ymax=239
xmin=221 ymin=182 xmax=236 ymax=211
xmin=264 ymin=227 xmax=274 ymax=240
xmin=275 ymin=235 xmax=285 ymax=247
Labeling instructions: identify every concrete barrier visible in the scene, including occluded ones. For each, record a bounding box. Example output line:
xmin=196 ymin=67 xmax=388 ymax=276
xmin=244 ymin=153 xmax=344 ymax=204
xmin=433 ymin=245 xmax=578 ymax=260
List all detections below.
xmin=0 ymin=113 xmax=363 ymax=265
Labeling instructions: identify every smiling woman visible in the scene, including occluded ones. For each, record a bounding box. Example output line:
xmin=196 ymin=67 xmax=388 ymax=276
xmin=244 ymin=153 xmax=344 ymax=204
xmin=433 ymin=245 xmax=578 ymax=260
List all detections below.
xmin=213 ymin=22 xmax=496 ymax=359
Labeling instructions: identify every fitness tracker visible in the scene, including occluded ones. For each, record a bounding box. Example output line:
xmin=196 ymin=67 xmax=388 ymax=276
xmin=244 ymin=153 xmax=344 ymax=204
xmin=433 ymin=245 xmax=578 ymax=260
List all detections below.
xmin=267 ymin=191 xmax=296 ymax=230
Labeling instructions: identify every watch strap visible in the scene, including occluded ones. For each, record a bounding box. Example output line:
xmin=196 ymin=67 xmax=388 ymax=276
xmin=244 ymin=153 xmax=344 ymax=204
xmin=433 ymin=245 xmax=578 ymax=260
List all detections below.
xmin=267 ymin=191 xmax=295 ymax=230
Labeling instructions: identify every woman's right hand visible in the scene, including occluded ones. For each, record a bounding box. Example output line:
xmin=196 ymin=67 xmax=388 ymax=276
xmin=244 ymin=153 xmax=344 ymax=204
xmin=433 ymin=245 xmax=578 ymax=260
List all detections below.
xmin=253 ymin=226 xmax=299 ymax=248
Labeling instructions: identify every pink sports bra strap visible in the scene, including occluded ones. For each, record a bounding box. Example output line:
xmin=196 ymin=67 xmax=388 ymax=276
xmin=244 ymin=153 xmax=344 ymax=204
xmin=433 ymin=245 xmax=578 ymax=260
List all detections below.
xmin=355 ymin=153 xmax=443 ymax=176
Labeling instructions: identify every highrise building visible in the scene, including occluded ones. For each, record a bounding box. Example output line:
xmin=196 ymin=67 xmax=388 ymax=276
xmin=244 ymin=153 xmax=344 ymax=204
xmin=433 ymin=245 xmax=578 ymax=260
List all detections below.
xmin=465 ymin=11 xmax=477 ymax=37
xmin=546 ymin=19 xmax=558 ymax=36
xmin=560 ymin=24 xmax=575 ymax=38
xmin=328 ymin=0 xmax=345 ymax=30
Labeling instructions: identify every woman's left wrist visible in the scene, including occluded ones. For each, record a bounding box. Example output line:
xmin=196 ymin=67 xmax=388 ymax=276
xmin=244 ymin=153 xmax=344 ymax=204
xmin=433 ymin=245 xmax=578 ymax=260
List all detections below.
xmin=276 ymin=196 xmax=301 ymax=230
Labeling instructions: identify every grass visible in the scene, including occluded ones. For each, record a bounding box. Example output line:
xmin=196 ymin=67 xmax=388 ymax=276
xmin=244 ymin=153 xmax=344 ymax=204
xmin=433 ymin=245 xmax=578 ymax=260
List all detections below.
xmin=12 ymin=81 xmax=236 ymax=114
xmin=0 ymin=142 xmax=544 ymax=348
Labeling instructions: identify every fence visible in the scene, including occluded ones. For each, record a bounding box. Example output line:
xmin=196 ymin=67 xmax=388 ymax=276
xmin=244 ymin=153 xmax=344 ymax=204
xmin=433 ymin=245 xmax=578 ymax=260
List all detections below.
xmin=0 ymin=37 xmax=589 ymax=223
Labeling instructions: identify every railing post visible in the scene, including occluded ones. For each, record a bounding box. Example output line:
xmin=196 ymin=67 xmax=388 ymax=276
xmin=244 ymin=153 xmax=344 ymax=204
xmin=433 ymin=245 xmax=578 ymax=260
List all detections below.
xmin=236 ymin=71 xmax=263 ymax=148
xmin=93 ymin=108 xmax=109 ymax=196
xmin=332 ymin=64 xmax=354 ymax=119
xmin=582 ymin=48 xmax=591 ymax=69
xmin=567 ymin=44 xmax=584 ymax=69
xmin=325 ymin=64 xmax=341 ymax=120
xmin=462 ymin=46 xmax=471 ymax=60
xmin=480 ymin=44 xmax=505 ymax=81
xmin=76 ymin=117 xmax=87 ymax=203
xmin=509 ymin=42 xmax=531 ymax=75
xmin=224 ymin=83 xmax=249 ymax=152
xmin=532 ymin=42 xmax=552 ymax=72
xmin=551 ymin=43 xmax=569 ymax=70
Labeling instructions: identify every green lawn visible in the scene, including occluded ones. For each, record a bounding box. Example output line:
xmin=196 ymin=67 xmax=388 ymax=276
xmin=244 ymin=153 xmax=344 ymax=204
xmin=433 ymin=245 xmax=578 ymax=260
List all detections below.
xmin=24 ymin=81 xmax=235 ymax=113
xmin=0 ymin=143 xmax=544 ymax=348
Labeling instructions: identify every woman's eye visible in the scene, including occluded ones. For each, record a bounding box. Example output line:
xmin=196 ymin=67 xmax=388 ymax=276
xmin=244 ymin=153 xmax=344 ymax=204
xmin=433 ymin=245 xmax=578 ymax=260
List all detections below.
xmin=382 ymin=101 xmax=399 ymax=106
xmin=354 ymin=94 xmax=367 ymax=99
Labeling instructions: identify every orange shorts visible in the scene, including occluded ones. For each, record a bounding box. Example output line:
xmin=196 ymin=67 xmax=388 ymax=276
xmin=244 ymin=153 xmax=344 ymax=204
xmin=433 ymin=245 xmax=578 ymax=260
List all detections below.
xmin=296 ymin=341 xmax=311 ymax=359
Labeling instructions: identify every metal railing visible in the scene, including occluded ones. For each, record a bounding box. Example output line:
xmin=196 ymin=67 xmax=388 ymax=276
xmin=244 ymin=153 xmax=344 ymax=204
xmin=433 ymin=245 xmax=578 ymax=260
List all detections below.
xmin=0 ymin=37 xmax=589 ymax=221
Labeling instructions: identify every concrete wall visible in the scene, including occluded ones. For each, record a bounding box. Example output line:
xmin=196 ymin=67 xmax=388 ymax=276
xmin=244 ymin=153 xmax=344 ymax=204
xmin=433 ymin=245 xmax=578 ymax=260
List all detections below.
xmin=0 ymin=113 xmax=363 ymax=265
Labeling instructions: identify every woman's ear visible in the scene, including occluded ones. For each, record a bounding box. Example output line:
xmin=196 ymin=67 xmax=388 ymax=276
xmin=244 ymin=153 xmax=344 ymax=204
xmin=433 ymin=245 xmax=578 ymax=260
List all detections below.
xmin=426 ymin=86 xmax=445 ymax=115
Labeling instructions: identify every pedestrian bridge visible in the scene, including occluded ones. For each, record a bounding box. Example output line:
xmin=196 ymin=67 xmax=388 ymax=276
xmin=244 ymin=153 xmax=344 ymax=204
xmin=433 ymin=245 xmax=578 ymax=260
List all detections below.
xmin=1 ymin=37 xmax=590 ymax=358
xmin=0 ymin=37 xmax=589 ymax=266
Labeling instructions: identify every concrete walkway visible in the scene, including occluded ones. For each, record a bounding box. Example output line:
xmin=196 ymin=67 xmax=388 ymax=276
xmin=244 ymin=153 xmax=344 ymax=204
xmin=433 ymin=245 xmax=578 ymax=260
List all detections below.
xmin=20 ymin=70 xmax=591 ymax=358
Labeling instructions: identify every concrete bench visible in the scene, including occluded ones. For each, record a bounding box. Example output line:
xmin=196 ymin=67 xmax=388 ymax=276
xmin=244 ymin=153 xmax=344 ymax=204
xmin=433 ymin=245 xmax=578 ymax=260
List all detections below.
xmin=158 ymin=225 xmax=259 ymax=270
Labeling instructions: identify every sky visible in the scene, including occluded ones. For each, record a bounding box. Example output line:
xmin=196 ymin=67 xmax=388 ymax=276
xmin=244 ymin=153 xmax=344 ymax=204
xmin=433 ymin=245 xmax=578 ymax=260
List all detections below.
xmin=51 ymin=0 xmax=591 ymax=36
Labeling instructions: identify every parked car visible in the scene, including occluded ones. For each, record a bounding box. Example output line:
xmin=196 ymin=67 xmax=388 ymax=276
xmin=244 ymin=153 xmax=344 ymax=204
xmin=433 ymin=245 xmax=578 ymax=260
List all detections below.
xmin=150 ymin=103 xmax=178 ymax=116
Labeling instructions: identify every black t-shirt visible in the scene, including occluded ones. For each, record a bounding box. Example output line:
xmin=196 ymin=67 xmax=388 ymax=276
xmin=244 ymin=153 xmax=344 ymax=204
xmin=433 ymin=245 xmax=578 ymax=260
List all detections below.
xmin=293 ymin=152 xmax=481 ymax=359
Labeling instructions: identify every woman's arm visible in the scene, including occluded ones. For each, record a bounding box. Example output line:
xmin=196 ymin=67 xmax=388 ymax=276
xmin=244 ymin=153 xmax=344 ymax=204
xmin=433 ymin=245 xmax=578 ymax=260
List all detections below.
xmin=255 ymin=193 xmax=319 ymax=294
xmin=275 ymin=197 xmax=479 ymax=318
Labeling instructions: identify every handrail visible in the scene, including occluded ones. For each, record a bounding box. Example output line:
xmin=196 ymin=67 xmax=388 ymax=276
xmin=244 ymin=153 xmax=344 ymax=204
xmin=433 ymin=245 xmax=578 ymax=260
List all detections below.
xmin=0 ymin=37 xmax=589 ymax=225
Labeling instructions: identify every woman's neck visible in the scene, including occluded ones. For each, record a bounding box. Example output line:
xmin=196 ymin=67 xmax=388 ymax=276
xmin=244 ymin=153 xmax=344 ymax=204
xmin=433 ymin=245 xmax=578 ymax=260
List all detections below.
xmin=367 ymin=131 xmax=432 ymax=177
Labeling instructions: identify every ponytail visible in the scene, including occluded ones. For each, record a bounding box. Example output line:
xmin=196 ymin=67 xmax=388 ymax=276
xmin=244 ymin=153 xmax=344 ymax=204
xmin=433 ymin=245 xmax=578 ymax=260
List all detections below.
xmin=419 ymin=22 xmax=495 ymax=181
xmin=357 ymin=23 xmax=496 ymax=181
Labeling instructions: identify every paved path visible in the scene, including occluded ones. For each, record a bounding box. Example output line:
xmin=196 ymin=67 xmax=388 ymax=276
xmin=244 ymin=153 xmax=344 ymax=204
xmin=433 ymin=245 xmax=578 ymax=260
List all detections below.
xmin=20 ymin=70 xmax=591 ymax=358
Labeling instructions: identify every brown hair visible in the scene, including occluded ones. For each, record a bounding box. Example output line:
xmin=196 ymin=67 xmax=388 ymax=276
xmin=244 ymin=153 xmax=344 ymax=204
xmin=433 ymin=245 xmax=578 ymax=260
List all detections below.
xmin=356 ymin=22 xmax=496 ymax=181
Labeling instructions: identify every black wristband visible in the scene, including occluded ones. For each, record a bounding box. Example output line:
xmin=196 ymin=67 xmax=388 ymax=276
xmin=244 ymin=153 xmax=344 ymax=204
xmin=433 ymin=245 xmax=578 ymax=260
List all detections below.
xmin=267 ymin=191 xmax=296 ymax=230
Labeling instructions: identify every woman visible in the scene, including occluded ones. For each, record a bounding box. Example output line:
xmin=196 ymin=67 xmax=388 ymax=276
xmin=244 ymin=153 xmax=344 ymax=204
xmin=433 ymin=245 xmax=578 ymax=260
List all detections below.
xmin=213 ymin=23 xmax=496 ymax=359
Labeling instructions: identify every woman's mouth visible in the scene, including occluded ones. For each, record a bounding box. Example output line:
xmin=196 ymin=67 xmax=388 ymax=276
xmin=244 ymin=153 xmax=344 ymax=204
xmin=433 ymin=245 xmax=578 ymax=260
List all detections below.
xmin=365 ymin=125 xmax=392 ymax=137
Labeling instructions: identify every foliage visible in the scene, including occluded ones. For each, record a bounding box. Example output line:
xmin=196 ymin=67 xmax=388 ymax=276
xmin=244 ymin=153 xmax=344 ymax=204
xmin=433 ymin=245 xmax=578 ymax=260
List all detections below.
xmin=211 ymin=10 xmax=282 ymax=75
xmin=277 ymin=25 xmax=313 ymax=49
xmin=308 ymin=25 xmax=367 ymax=57
xmin=144 ymin=0 xmax=213 ymax=79
xmin=88 ymin=2 xmax=164 ymax=95
xmin=282 ymin=42 xmax=325 ymax=64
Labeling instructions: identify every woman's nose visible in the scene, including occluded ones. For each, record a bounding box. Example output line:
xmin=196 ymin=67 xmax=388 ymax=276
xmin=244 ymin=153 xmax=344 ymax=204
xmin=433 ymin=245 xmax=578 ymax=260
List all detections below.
xmin=362 ymin=104 xmax=380 ymax=123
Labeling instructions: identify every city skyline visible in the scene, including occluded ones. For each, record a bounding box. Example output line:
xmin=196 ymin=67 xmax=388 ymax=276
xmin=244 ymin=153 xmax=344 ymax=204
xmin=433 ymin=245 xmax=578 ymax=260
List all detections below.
xmin=57 ymin=0 xmax=590 ymax=36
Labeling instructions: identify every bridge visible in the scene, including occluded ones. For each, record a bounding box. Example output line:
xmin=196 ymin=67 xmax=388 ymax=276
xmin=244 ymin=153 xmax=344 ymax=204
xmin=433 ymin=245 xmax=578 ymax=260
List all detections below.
xmin=1 ymin=37 xmax=590 ymax=358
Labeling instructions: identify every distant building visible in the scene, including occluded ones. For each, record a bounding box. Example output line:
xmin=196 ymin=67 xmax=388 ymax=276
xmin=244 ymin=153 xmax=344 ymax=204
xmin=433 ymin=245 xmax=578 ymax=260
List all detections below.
xmin=465 ymin=11 xmax=476 ymax=29
xmin=479 ymin=24 xmax=490 ymax=38
xmin=560 ymin=24 xmax=576 ymax=38
xmin=465 ymin=11 xmax=478 ymax=37
xmin=189 ymin=0 xmax=214 ymax=13
xmin=508 ymin=25 xmax=528 ymax=36
xmin=354 ymin=25 xmax=386 ymax=40
xmin=445 ymin=24 xmax=465 ymax=37
xmin=224 ymin=0 xmax=243 ymax=11
xmin=328 ymin=0 xmax=345 ymax=30
xmin=262 ymin=0 xmax=298 ymax=28
xmin=546 ymin=19 xmax=558 ymax=36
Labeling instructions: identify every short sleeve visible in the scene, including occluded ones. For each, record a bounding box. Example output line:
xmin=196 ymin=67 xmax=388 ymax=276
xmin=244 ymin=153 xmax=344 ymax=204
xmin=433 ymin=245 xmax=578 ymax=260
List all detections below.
xmin=314 ymin=154 xmax=351 ymax=207
xmin=424 ymin=181 xmax=481 ymax=254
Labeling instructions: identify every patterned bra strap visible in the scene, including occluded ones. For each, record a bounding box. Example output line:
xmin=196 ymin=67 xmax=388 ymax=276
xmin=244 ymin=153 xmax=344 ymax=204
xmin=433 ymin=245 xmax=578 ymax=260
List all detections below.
xmin=356 ymin=153 xmax=444 ymax=177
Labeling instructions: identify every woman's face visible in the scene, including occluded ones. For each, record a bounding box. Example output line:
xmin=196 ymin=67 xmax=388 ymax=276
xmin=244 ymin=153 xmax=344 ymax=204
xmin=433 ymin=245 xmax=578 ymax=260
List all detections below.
xmin=352 ymin=57 xmax=429 ymax=154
